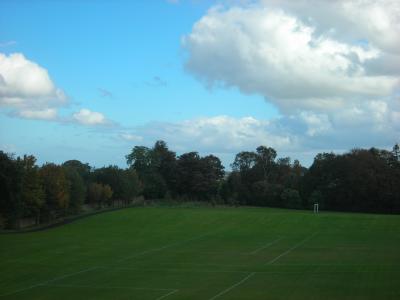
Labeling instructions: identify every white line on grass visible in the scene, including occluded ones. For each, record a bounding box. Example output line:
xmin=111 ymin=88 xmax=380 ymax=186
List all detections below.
xmin=113 ymin=266 xmax=249 ymax=274
xmin=43 ymin=283 xmax=176 ymax=292
xmin=208 ymin=272 xmax=255 ymax=300
xmin=155 ymin=289 xmax=179 ymax=300
xmin=0 ymin=266 xmax=100 ymax=297
xmin=117 ymin=231 xmax=217 ymax=263
xmin=247 ymin=237 xmax=283 ymax=255
xmin=265 ymin=232 xmax=318 ymax=265
xmin=1 ymin=230 xmax=218 ymax=298
xmin=148 ymin=261 xmax=249 ymax=268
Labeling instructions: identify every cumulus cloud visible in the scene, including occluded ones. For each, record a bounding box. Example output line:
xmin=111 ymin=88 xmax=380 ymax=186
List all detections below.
xmin=121 ymin=115 xmax=293 ymax=153
xmin=118 ymin=109 xmax=399 ymax=166
xmin=72 ymin=109 xmax=110 ymax=126
xmin=0 ymin=52 xmax=67 ymax=119
xmin=183 ymin=3 xmax=398 ymax=110
xmin=0 ymin=52 xmax=114 ymax=126
xmin=182 ymin=0 xmax=400 ymax=153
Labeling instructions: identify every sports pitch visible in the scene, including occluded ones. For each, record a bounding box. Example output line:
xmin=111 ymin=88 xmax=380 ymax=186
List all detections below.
xmin=1 ymin=206 xmax=400 ymax=299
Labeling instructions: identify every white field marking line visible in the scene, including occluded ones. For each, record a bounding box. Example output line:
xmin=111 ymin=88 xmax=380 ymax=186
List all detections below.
xmin=117 ymin=231 xmax=216 ymax=263
xmin=0 ymin=266 xmax=100 ymax=298
xmin=275 ymin=263 xmax=400 ymax=267
xmin=1 ymin=231 xmax=218 ymax=297
xmin=113 ymin=266 xmax=249 ymax=274
xmin=155 ymin=289 xmax=179 ymax=300
xmin=247 ymin=237 xmax=283 ymax=255
xmin=265 ymin=232 xmax=318 ymax=266
xmin=208 ymin=272 xmax=255 ymax=300
xmin=43 ymin=283 xmax=176 ymax=292
xmin=143 ymin=261 xmax=249 ymax=268
xmin=102 ymin=266 xmax=400 ymax=275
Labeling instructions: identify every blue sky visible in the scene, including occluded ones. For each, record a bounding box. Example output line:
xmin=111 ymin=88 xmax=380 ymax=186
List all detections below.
xmin=1 ymin=0 xmax=399 ymax=169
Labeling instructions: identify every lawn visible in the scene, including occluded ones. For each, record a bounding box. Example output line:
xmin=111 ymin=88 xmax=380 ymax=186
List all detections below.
xmin=1 ymin=206 xmax=400 ymax=299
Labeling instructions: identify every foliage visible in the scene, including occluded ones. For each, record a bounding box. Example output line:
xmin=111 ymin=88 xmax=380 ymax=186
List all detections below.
xmin=92 ymin=166 xmax=141 ymax=203
xmin=0 ymin=151 xmax=23 ymax=227
xmin=1 ymin=141 xmax=400 ymax=228
xmin=87 ymin=182 xmax=113 ymax=208
xmin=39 ymin=163 xmax=70 ymax=220
xmin=63 ymin=166 xmax=86 ymax=213
xmin=18 ymin=155 xmax=45 ymax=222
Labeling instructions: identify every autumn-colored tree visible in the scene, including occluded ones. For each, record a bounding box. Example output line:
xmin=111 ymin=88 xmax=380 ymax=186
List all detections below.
xmin=39 ymin=163 xmax=70 ymax=220
xmin=88 ymin=182 xmax=113 ymax=208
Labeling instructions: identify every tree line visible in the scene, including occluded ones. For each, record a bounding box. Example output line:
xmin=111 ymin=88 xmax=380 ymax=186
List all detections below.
xmin=1 ymin=141 xmax=399 ymax=228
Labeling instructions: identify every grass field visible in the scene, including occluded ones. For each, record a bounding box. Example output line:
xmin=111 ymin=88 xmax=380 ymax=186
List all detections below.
xmin=1 ymin=206 xmax=400 ymax=299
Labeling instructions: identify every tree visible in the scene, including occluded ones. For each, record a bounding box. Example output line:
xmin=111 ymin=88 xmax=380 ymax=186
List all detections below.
xmin=101 ymin=184 xmax=113 ymax=207
xmin=0 ymin=151 xmax=23 ymax=228
xmin=88 ymin=183 xmax=104 ymax=208
xmin=301 ymin=149 xmax=400 ymax=213
xmin=88 ymin=183 xmax=113 ymax=208
xmin=126 ymin=146 xmax=153 ymax=174
xmin=392 ymin=143 xmax=400 ymax=162
xmin=62 ymin=160 xmax=91 ymax=183
xmin=63 ymin=166 xmax=86 ymax=213
xmin=126 ymin=141 xmax=177 ymax=199
xmin=200 ymin=155 xmax=225 ymax=199
xmin=151 ymin=140 xmax=177 ymax=194
xmin=93 ymin=166 xmax=142 ymax=204
xmin=280 ymin=188 xmax=302 ymax=209
xmin=231 ymin=151 xmax=257 ymax=172
xmin=18 ymin=155 xmax=44 ymax=223
xmin=39 ymin=163 xmax=70 ymax=220
xmin=255 ymin=146 xmax=277 ymax=180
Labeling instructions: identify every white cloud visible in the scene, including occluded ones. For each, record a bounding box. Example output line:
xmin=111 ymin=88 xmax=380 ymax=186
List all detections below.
xmin=17 ymin=108 xmax=58 ymax=120
xmin=182 ymin=4 xmax=398 ymax=112
xmin=182 ymin=1 xmax=400 ymax=154
xmin=117 ymin=110 xmax=399 ymax=167
xmin=0 ymin=52 xmax=66 ymax=116
xmin=258 ymin=0 xmax=400 ymax=54
xmin=119 ymin=133 xmax=143 ymax=142
xmin=298 ymin=112 xmax=332 ymax=137
xmin=72 ymin=108 xmax=110 ymax=126
xmin=0 ymin=53 xmax=115 ymax=126
xmin=122 ymin=115 xmax=293 ymax=153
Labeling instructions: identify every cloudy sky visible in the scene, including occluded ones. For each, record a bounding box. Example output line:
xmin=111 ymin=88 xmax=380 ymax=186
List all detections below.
xmin=1 ymin=0 xmax=399 ymax=168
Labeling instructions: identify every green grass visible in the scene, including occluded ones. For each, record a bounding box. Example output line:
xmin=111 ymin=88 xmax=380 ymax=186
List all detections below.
xmin=1 ymin=206 xmax=400 ymax=299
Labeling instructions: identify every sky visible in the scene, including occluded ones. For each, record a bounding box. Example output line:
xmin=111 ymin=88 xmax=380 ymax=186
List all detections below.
xmin=0 ymin=0 xmax=399 ymax=169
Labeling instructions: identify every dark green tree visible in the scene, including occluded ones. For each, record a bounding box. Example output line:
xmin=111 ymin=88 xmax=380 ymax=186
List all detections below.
xmin=18 ymin=155 xmax=44 ymax=224
xmin=63 ymin=166 xmax=86 ymax=213
xmin=0 ymin=151 xmax=23 ymax=228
